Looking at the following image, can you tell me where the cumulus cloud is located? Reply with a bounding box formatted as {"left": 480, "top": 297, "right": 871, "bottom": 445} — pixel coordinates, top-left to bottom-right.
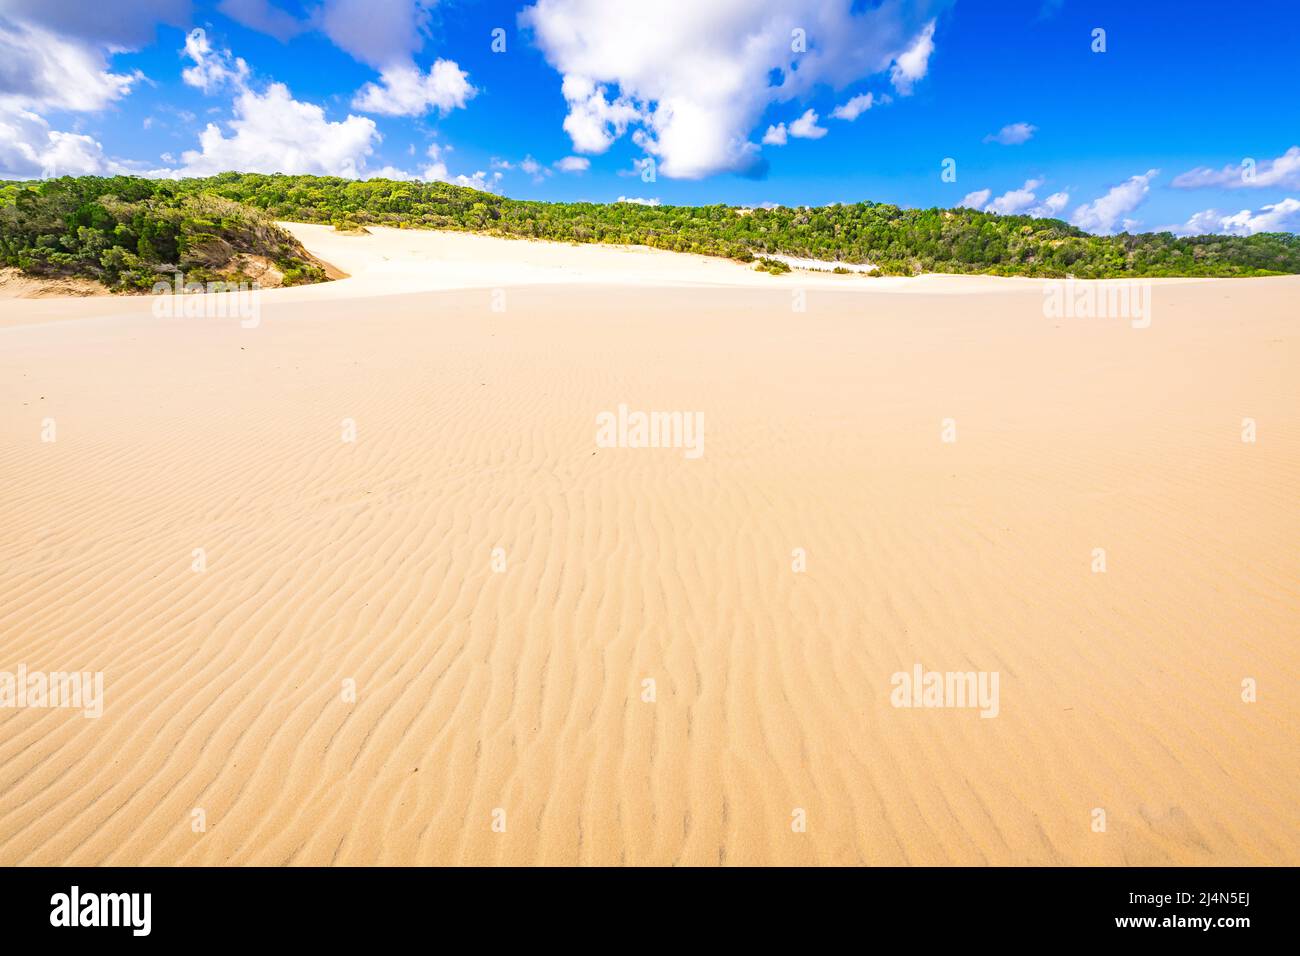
{"left": 961, "top": 180, "right": 1069, "bottom": 218}
{"left": 491, "top": 154, "right": 555, "bottom": 183}
{"left": 0, "top": 107, "right": 125, "bottom": 178}
{"left": 352, "top": 59, "right": 476, "bottom": 116}
{"left": 448, "top": 170, "right": 503, "bottom": 192}
{"left": 762, "top": 108, "right": 828, "bottom": 146}
{"left": 1164, "top": 198, "right": 1300, "bottom": 236}
{"left": 557, "top": 74, "right": 642, "bottom": 154}
{"left": 1219, "top": 198, "right": 1300, "bottom": 234}
{"left": 1070, "top": 169, "right": 1158, "bottom": 234}
{"left": 554, "top": 155, "right": 590, "bottom": 172}
{"left": 492, "top": 154, "right": 550, "bottom": 182}
{"left": 1035, "top": 191, "right": 1070, "bottom": 216}
{"left": 519, "top": 0, "right": 949, "bottom": 179}
{"left": 181, "top": 28, "right": 249, "bottom": 94}
{"left": 390, "top": 142, "right": 503, "bottom": 192}
{"left": 788, "top": 108, "right": 827, "bottom": 140}
{"left": 830, "top": 92, "right": 882, "bottom": 121}
{"left": 889, "top": 19, "right": 936, "bottom": 95}
{"left": 0, "top": 0, "right": 186, "bottom": 188}
{"left": 0, "top": 11, "right": 149, "bottom": 178}
{"left": 366, "top": 165, "right": 417, "bottom": 181}
{"left": 617, "top": 196, "right": 660, "bottom": 206}
{"left": 298, "top": 2, "right": 478, "bottom": 119}
{"left": 1171, "top": 146, "right": 1300, "bottom": 191}
{"left": 416, "top": 141, "right": 450, "bottom": 181}
{"left": 985, "top": 179, "right": 1039, "bottom": 214}
{"left": 177, "top": 82, "right": 378, "bottom": 177}
{"left": 0, "top": 18, "right": 142, "bottom": 112}
{"left": 983, "top": 121, "right": 1035, "bottom": 145}
{"left": 169, "top": 31, "right": 394, "bottom": 180}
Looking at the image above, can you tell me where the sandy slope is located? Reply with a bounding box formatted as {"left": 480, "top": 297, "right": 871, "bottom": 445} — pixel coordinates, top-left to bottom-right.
{"left": 0, "top": 227, "right": 1296, "bottom": 865}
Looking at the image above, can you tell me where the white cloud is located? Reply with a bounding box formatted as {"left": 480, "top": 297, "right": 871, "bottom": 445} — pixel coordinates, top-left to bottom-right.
{"left": 0, "top": 12, "right": 149, "bottom": 179}
{"left": 181, "top": 28, "right": 249, "bottom": 94}
{"left": 1165, "top": 199, "right": 1300, "bottom": 236}
{"left": 518, "top": 155, "right": 550, "bottom": 182}
{"left": 1167, "top": 209, "right": 1225, "bottom": 237}
{"left": 1171, "top": 146, "right": 1300, "bottom": 191}
{"left": 959, "top": 180, "right": 1070, "bottom": 218}
{"left": 555, "top": 155, "right": 590, "bottom": 172}
{"left": 983, "top": 122, "right": 1036, "bottom": 145}
{"left": 1036, "top": 191, "right": 1069, "bottom": 217}
{"left": 417, "top": 141, "right": 450, "bottom": 181}
{"left": 617, "top": 196, "right": 660, "bottom": 206}
{"left": 352, "top": 59, "right": 476, "bottom": 116}
{"left": 556, "top": 74, "right": 642, "bottom": 154}
{"left": 788, "top": 108, "right": 827, "bottom": 140}
{"left": 1071, "top": 169, "right": 1158, "bottom": 234}
{"left": 448, "top": 170, "right": 503, "bottom": 193}
{"left": 1219, "top": 198, "right": 1300, "bottom": 234}
{"left": 0, "top": 19, "right": 142, "bottom": 112}
{"left": 889, "top": 19, "right": 935, "bottom": 95}
{"left": 178, "top": 82, "right": 379, "bottom": 177}
{"left": 519, "top": 0, "right": 949, "bottom": 179}
{"left": 403, "top": 142, "right": 503, "bottom": 192}
{"left": 313, "top": 2, "right": 476, "bottom": 121}
{"left": 985, "top": 178, "right": 1043, "bottom": 215}
{"left": 762, "top": 109, "right": 829, "bottom": 149}
{"left": 492, "top": 154, "right": 550, "bottom": 181}
{"left": 830, "top": 92, "right": 881, "bottom": 121}
{"left": 0, "top": 107, "right": 124, "bottom": 178}
{"left": 366, "top": 164, "right": 417, "bottom": 181}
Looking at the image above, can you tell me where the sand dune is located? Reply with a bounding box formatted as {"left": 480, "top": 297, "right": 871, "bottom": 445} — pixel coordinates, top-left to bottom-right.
{"left": 0, "top": 226, "right": 1296, "bottom": 865}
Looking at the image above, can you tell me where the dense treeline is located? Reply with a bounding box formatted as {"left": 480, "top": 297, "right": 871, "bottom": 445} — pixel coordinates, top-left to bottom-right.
{"left": 3, "top": 173, "right": 1299, "bottom": 287}
{"left": 186, "top": 172, "right": 1300, "bottom": 277}
{"left": 0, "top": 176, "right": 328, "bottom": 290}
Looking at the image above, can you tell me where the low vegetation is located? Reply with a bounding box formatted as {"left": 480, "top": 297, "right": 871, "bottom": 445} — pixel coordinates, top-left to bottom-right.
{"left": 0, "top": 176, "right": 328, "bottom": 291}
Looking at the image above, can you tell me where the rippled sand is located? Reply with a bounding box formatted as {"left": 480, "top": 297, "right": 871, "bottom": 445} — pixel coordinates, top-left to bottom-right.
{"left": 1, "top": 227, "right": 1296, "bottom": 864}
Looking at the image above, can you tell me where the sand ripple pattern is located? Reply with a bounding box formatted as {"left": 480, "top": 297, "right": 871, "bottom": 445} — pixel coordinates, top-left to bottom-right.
{"left": 1, "top": 269, "right": 1297, "bottom": 864}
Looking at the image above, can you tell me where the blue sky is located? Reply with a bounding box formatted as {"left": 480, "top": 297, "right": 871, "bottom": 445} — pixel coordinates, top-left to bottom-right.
{"left": 2, "top": 0, "right": 1298, "bottom": 235}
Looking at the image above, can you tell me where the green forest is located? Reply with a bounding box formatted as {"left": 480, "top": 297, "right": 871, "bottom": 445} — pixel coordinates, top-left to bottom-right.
{"left": 4, "top": 172, "right": 1299, "bottom": 291}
